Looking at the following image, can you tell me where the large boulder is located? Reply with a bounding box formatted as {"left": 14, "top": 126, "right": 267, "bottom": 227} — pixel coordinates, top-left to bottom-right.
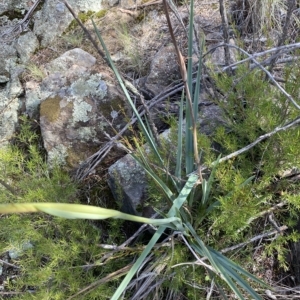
{"left": 0, "top": 0, "right": 104, "bottom": 48}
{"left": 29, "top": 48, "right": 131, "bottom": 168}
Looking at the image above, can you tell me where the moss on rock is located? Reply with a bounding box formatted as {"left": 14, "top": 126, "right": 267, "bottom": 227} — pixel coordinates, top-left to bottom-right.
{"left": 40, "top": 96, "right": 62, "bottom": 123}
{"left": 67, "top": 9, "right": 108, "bottom": 31}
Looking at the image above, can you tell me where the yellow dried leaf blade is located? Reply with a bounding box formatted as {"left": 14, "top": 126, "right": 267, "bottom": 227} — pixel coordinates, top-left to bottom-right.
{"left": 0, "top": 203, "right": 181, "bottom": 226}
{"left": 0, "top": 203, "right": 121, "bottom": 219}
{"left": 0, "top": 203, "right": 39, "bottom": 213}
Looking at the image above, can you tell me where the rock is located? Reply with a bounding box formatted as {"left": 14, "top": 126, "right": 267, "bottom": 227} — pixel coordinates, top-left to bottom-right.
{"left": 0, "top": 0, "right": 32, "bottom": 15}
{"left": 0, "top": 44, "right": 17, "bottom": 83}
{"left": 107, "top": 0, "right": 119, "bottom": 7}
{"left": 44, "top": 47, "right": 96, "bottom": 74}
{"left": 15, "top": 31, "right": 39, "bottom": 63}
{"left": 24, "top": 80, "right": 43, "bottom": 118}
{"left": 0, "top": 66, "right": 10, "bottom": 84}
{"left": 33, "top": 0, "right": 104, "bottom": 47}
{"left": 120, "top": 0, "right": 144, "bottom": 8}
{"left": 198, "top": 102, "right": 226, "bottom": 135}
{"left": 145, "top": 44, "right": 181, "bottom": 96}
{"left": 8, "top": 241, "right": 33, "bottom": 260}
{"left": 33, "top": 48, "right": 130, "bottom": 168}
{"left": 207, "top": 38, "right": 238, "bottom": 68}
{"left": 25, "top": 48, "right": 96, "bottom": 117}
{"left": 0, "top": 0, "right": 106, "bottom": 144}
{"left": 108, "top": 154, "right": 147, "bottom": 216}
{"left": 0, "top": 45, "right": 24, "bottom": 144}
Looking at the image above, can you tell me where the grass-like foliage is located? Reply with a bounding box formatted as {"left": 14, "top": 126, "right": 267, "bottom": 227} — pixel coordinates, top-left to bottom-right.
{"left": 91, "top": 1, "right": 271, "bottom": 296}
{"left": 0, "top": 119, "right": 101, "bottom": 299}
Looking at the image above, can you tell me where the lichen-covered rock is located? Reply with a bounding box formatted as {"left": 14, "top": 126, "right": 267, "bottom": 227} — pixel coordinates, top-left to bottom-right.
{"left": 15, "top": 31, "right": 39, "bottom": 63}
{"left": 33, "top": 0, "right": 104, "bottom": 47}
{"left": 34, "top": 48, "right": 130, "bottom": 168}
{"left": 0, "top": 44, "right": 17, "bottom": 83}
{"left": 0, "top": 45, "right": 24, "bottom": 144}
{"left": 0, "top": 0, "right": 32, "bottom": 15}
{"left": 25, "top": 48, "right": 96, "bottom": 117}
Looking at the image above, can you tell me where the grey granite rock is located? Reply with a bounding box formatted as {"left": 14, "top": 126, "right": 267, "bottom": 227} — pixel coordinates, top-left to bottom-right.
{"left": 33, "top": 0, "right": 104, "bottom": 47}
{"left": 28, "top": 48, "right": 131, "bottom": 168}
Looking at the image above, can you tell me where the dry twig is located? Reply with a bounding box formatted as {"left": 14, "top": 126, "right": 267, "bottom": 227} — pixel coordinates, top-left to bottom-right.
{"left": 218, "top": 0, "right": 232, "bottom": 73}
{"left": 0, "top": 0, "right": 43, "bottom": 41}
{"left": 209, "top": 42, "right": 300, "bottom": 110}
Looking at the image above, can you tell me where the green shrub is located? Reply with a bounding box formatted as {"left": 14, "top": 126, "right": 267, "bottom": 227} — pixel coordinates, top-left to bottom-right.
{"left": 0, "top": 119, "right": 124, "bottom": 299}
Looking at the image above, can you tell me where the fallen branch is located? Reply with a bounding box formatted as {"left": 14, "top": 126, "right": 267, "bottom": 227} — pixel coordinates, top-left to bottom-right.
{"left": 172, "top": 225, "right": 288, "bottom": 267}
{"left": 223, "top": 226, "right": 288, "bottom": 254}
{"left": 220, "top": 42, "right": 300, "bottom": 72}
{"left": 236, "top": 202, "right": 287, "bottom": 234}
{"left": 188, "top": 115, "right": 300, "bottom": 176}
{"left": 211, "top": 42, "right": 300, "bottom": 110}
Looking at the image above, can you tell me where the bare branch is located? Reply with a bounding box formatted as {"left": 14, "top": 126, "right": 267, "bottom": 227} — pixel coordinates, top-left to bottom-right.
{"left": 236, "top": 202, "right": 287, "bottom": 234}
{"left": 216, "top": 116, "right": 300, "bottom": 165}
{"left": 220, "top": 43, "right": 300, "bottom": 110}
{"left": 221, "top": 42, "right": 300, "bottom": 72}
{"left": 221, "top": 225, "right": 288, "bottom": 254}
{"left": 173, "top": 225, "right": 288, "bottom": 266}
{"left": 188, "top": 115, "right": 300, "bottom": 177}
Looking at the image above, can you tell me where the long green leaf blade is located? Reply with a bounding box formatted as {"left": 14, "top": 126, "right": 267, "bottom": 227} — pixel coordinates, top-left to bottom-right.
{"left": 113, "top": 174, "right": 198, "bottom": 298}
{"left": 131, "top": 153, "right": 174, "bottom": 201}
{"left": 112, "top": 226, "right": 165, "bottom": 300}
{"left": 215, "top": 258, "right": 262, "bottom": 300}
{"left": 185, "top": 0, "right": 195, "bottom": 174}
{"left": 175, "top": 91, "right": 184, "bottom": 183}
{"left": 187, "top": 222, "right": 263, "bottom": 299}
{"left": 193, "top": 39, "right": 203, "bottom": 121}
{"left": 210, "top": 248, "right": 267, "bottom": 287}
{"left": 91, "top": 18, "right": 164, "bottom": 168}
{"left": 190, "top": 240, "right": 246, "bottom": 299}
{"left": 216, "top": 263, "right": 246, "bottom": 300}
{"left": 169, "top": 174, "right": 198, "bottom": 216}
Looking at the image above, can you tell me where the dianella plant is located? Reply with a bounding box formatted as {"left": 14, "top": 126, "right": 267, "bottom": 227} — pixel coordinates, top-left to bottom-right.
{"left": 0, "top": 0, "right": 268, "bottom": 299}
